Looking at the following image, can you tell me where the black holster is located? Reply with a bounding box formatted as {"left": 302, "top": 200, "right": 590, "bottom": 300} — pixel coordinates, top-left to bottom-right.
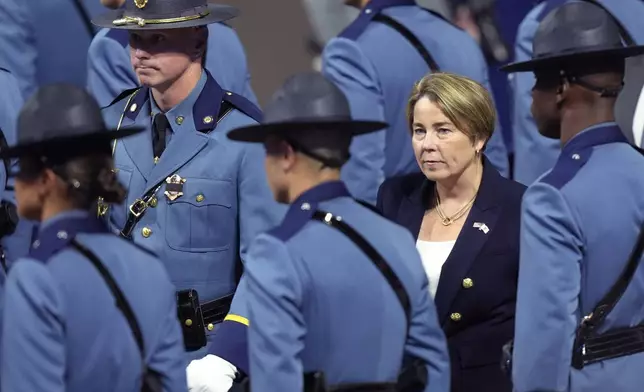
{"left": 176, "top": 289, "right": 235, "bottom": 351}
{"left": 176, "top": 289, "right": 207, "bottom": 351}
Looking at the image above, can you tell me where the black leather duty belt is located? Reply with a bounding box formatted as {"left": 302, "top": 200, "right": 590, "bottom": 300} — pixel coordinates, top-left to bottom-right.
{"left": 177, "top": 290, "right": 234, "bottom": 351}
{"left": 301, "top": 372, "right": 397, "bottom": 392}
{"left": 327, "top": 383, "right": 397, "bottom": 392}
{"left": 202, "top": 293, "right": 234, "bottom": 326}
{"left": 573, "top": 324, "right": 644, "bottom": 369}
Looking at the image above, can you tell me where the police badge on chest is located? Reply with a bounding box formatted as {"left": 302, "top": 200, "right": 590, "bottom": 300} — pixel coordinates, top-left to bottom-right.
{"left": 165, "top": 174, "right": 186, "bottom": 201}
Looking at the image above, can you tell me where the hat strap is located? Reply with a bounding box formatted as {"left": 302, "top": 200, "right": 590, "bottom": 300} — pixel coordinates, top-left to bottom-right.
{"left": 285, "top": 137, "right": 347, "bottom": 169}
{"left": 567, "top": 75, "right": 624, "bottom": 98}
{"left": 113, "top": 11, "right": 209, "bottom": 27}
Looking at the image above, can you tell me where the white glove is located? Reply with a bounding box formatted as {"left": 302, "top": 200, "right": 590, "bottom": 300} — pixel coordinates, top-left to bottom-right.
{"left": 187, "top": 354, "right": 238, "bottom": 392}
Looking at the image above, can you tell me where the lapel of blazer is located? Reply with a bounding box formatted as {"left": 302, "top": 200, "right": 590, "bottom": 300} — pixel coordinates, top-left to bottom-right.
{"left": 399, "top": 179, "right": 428, "bottom": 239}
{"left": 433, "top": 160, "right": 504, "bottom": 325}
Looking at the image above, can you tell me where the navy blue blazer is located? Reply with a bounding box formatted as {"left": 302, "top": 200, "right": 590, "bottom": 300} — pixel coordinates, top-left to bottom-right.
{"left": 376, "top": 158, "right": 526, "bottom": 392}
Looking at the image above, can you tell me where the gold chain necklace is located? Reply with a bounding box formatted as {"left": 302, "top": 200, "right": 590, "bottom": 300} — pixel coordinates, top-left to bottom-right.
{"left": 434, "top": 191, "right": 476, "bottom": 226}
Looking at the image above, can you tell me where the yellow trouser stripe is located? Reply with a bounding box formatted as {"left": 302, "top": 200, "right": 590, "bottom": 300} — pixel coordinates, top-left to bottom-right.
{"left": 225, "top": 314, "right": 249, "bottom": 326}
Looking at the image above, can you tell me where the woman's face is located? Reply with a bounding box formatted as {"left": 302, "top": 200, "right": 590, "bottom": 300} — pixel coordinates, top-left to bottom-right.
{"left": 411, "top": 97, "right": 484, "bottom": 182}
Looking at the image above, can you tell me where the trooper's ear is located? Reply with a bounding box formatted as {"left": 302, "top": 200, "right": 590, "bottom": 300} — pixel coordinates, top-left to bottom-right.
{"left": 190, "top": 27, "right": 208, "bottom": 61}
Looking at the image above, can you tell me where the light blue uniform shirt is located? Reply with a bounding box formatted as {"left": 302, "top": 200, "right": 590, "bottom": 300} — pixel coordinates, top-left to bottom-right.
{"left": 0, "top": 0, "right": 103, "bottom": 100}
{"left": 246, "top": 181, "right": 450, "bottom": 392}
{"left": 102, "top": 69, "right": 284, "bottom": 361}
{"left": 513, "top": 123, "right": 644, "bottom": 392}
{"left": 1, "top": 210, "right": 186, "bottom": 392}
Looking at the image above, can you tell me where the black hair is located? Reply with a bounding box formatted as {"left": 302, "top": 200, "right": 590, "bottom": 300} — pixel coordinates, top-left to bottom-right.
{"left": 18, "top": 143, "right": 125, "bottom": 209}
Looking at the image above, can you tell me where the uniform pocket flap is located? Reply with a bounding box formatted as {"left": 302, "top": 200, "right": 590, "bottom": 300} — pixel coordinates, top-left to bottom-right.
{"left": 165, "top": 178, "right": 233, "bottom": 208}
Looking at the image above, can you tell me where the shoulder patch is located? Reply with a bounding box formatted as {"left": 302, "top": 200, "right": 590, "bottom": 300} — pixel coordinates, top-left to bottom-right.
{"left": 540, "top": 147, "right": 593, "bottom": 189}
{"left": 223, "top": 91, "right": 263, "bottom": 123}
{"left": 105, "top": 28, "right": 129, "bottom": 48}
{"left": 102, "top": 87, "right": 141, "bottom": 109}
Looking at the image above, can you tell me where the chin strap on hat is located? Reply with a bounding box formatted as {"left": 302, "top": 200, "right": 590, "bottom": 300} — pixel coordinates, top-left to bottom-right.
{"left": 284, "top": 137, "right": 348, "bottom": 169}
{"left": 564, "top": 73, "right": 624, "bottom": 98}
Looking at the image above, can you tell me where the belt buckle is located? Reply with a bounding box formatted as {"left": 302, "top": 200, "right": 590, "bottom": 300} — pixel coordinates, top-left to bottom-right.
{"left": 129, "top": 199, "right": 147, "bottom": 217}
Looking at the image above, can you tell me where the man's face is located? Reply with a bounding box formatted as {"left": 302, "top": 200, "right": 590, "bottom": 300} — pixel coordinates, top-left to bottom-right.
{"left": 531, "top": 72, "right": 562, "bottom": 139}
{"left": 129, "top": 28, "right": 203, "bottom": 90}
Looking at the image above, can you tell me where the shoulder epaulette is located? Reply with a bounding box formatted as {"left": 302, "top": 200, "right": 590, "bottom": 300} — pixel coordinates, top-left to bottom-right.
{"left": 223, "top": 92, "right": 263, "bottom": 123}
{"left": 102, "top": 87, "right": 141, "bottom": 109}
{"left": 105, "top": 28, "right": 129, "bottom": 48}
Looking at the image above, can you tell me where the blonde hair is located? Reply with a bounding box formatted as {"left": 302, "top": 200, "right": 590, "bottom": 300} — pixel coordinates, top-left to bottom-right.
{"left": 407, "top": 72, "right": 496, "bottom": 145}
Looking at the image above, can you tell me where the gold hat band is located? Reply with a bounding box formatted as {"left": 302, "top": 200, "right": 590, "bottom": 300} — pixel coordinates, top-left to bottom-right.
{"left": 112, "top": 11, "right": 210, "bottom": 27}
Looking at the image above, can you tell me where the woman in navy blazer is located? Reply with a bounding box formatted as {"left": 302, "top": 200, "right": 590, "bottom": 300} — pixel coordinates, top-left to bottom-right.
{"left": 377, "top": 73, "right": 526, "bottom": 392}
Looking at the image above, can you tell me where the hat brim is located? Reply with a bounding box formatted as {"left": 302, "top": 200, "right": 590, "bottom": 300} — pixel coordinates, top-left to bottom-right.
{"left": 227, "top": 120, "right": 388, "bottom": 143}
{"left": 92, "top": 4, "right": 238, "bottom": 30}
{"left": 500, "top": 45, "right": 644, "bottom": 73}
{"left": 0, "top": 126, "right": 145, "bottom": 159}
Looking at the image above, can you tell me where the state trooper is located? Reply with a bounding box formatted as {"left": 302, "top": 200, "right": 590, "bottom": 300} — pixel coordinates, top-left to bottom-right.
{"left": 500, "top": 3, "right": 644, "bottom": 391}
{"left": 214, "top": 72, "right": 451, "bottom": 392}
{"left": 92, "top": 0, "right": 283, "bottom": 367}
{"left": 0, "top": 84, "right": 185, "bottom": 391}
{"left": 87, "top": 0, "right": 258, "bottom": 108}
{"left": 322, "top": 0, "right": 509, "bottom": 204}
{"left": 509, "top": 0, "right": 644, "bottom": 185}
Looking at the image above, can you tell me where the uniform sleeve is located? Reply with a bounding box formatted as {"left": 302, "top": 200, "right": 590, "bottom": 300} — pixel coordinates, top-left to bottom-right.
{"left": 322, "top": 37, "right": 386, "bottom": 204}
{"left": 0, "top": 0, "right": 35, "bottom": 100}
{"left": 207, "top": 275, "right": 250, "bottom": 374}
{"left": 0, "top": 70, "right": 24, "bottom": 147}
{"left": 475, "top": 52, "right": 509, "bottom": 178}
{"left": 1, "top": 260, "right": 66, "bottom": 392}
{"left": 246, "top": 234, "right": 306, "bottom": 392}
{"left": 237, "top": 143, "right": 285, "bottom": 261}
{"left": 512, "top": 182, "right": 583, "bottom": 392}
{"left": 87, "top": 30, "right": 138, "bottom": 108}
{"left": 147, "top": 279, "right": 188, "bottom": 392}
{"left": 230, "top": 32, "right": 259, "bottom": 106}
{"left": 405, "top": 261, "right": 451, "bottom": 392}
